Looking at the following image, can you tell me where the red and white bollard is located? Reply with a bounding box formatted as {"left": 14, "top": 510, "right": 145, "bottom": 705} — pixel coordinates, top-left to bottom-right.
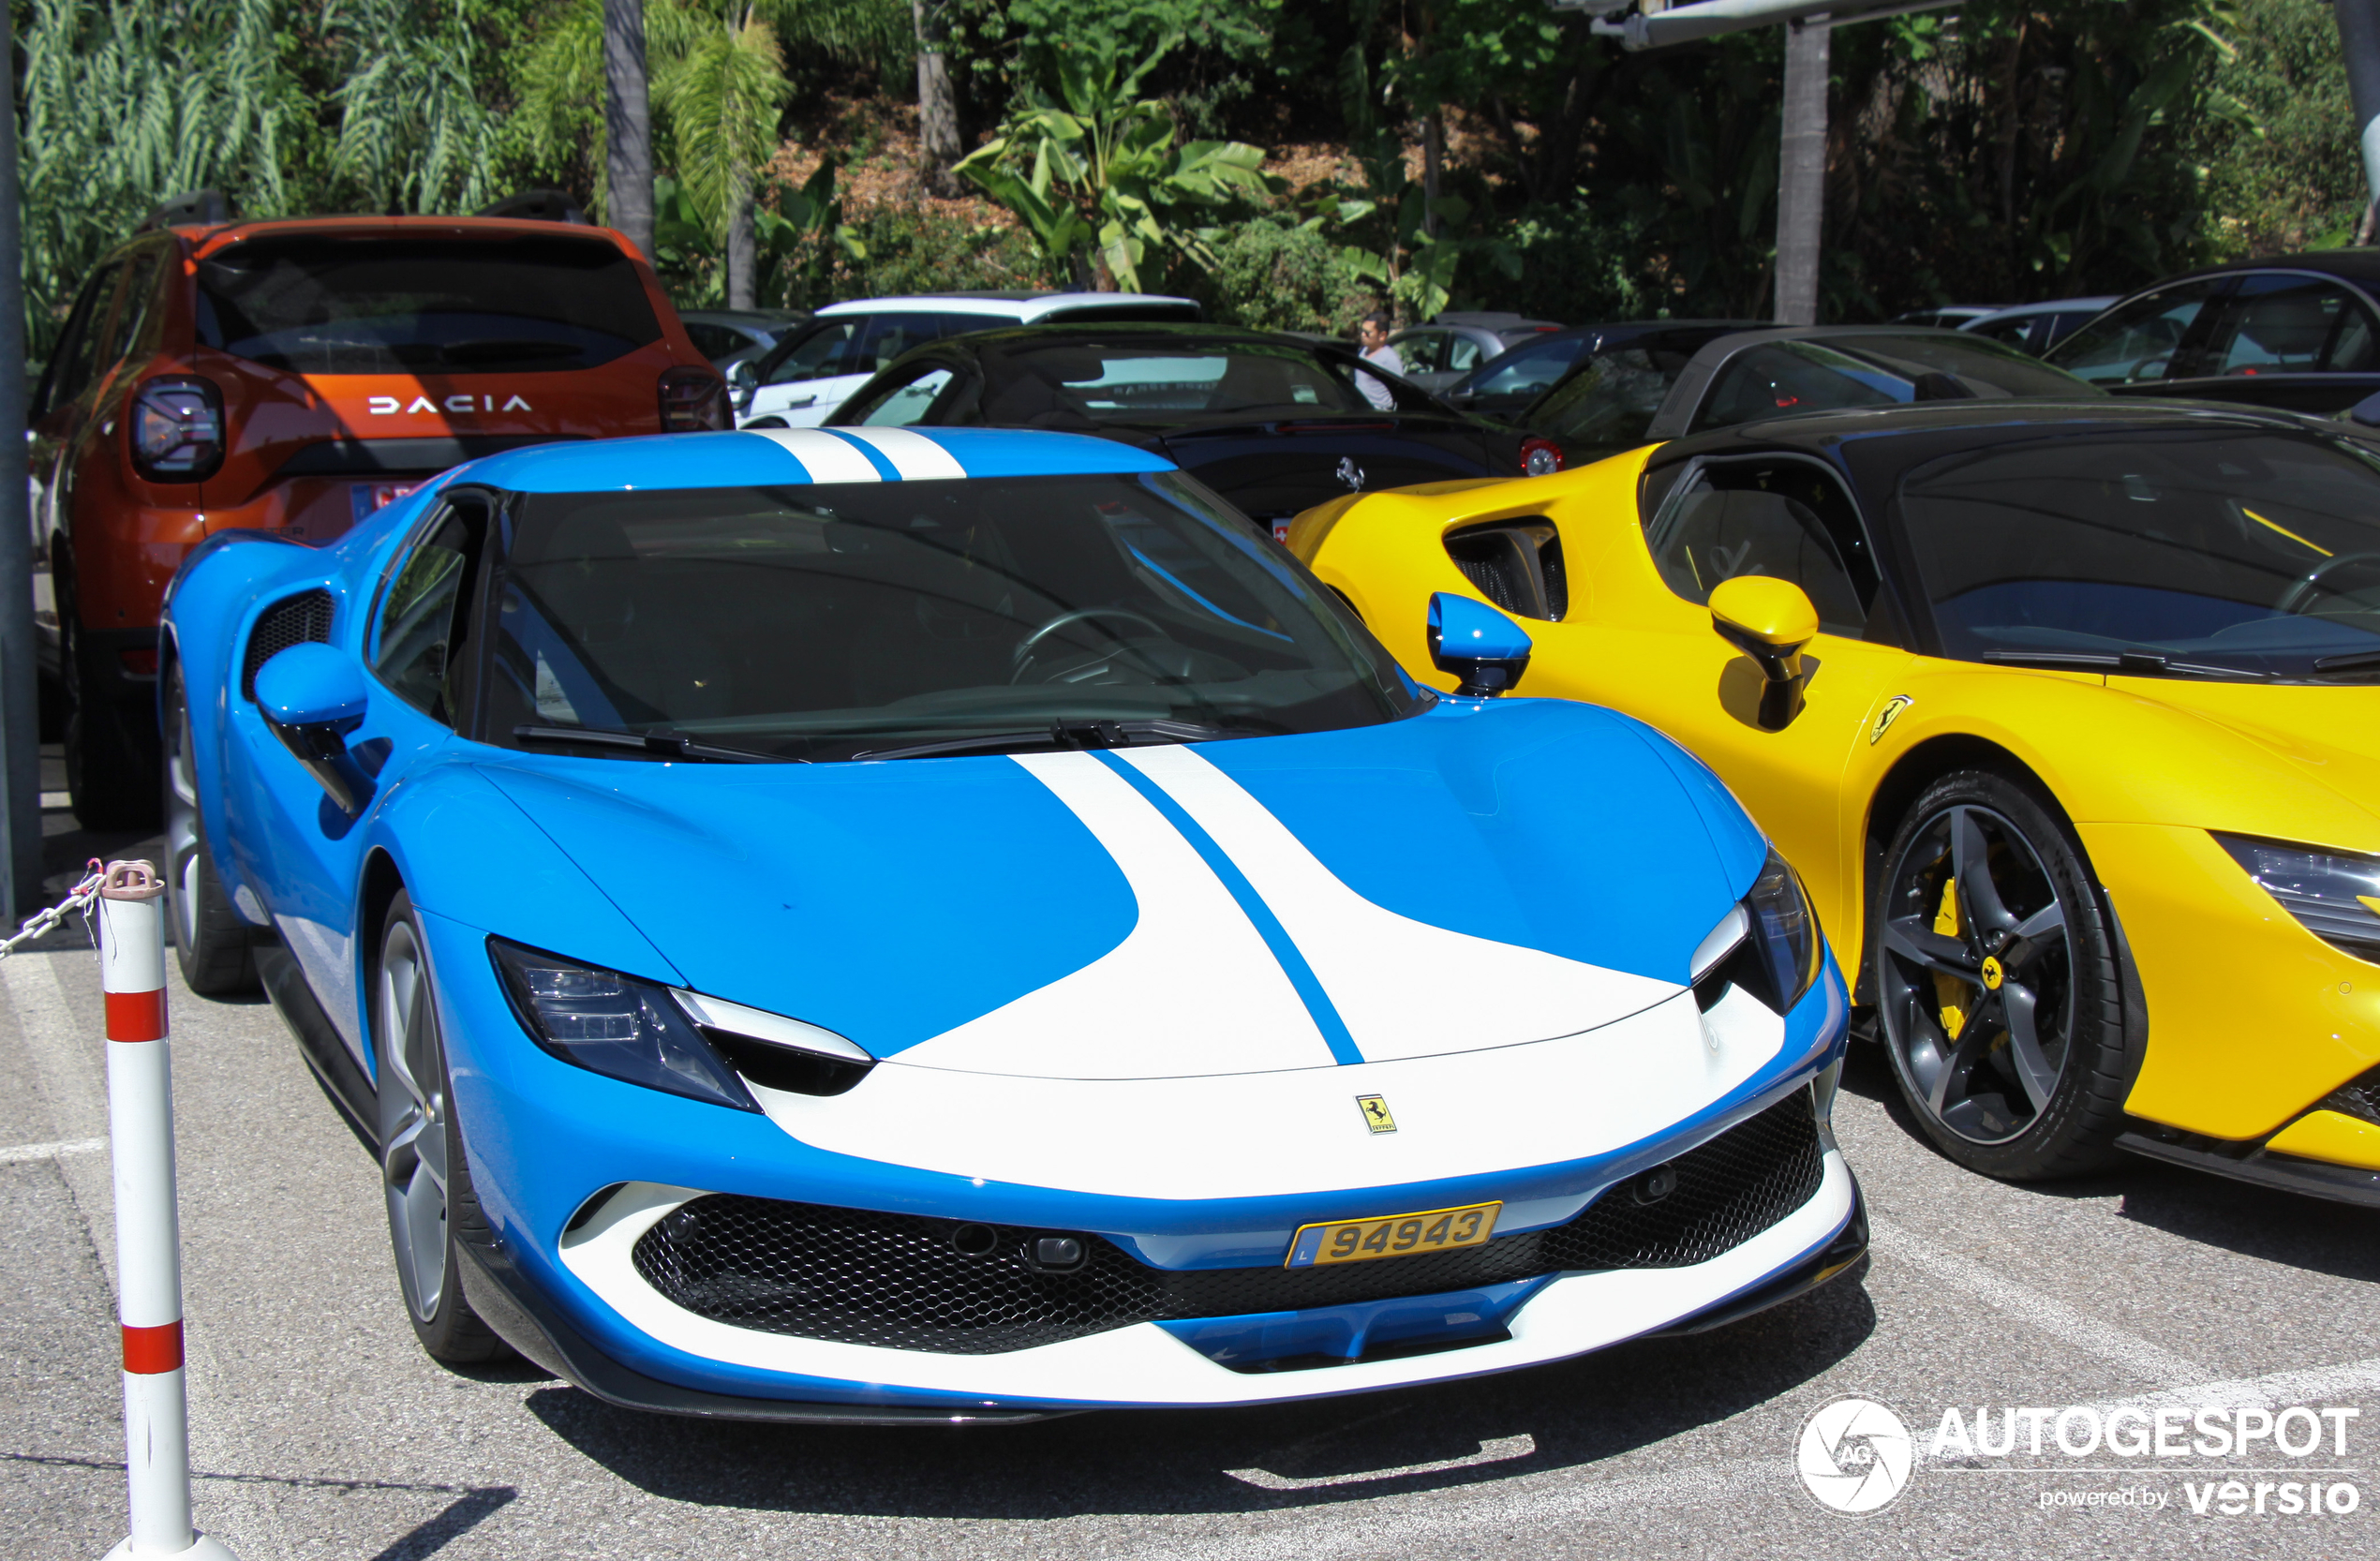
{"left": 97, "top": 861, "right": 239, "bottom": 1561}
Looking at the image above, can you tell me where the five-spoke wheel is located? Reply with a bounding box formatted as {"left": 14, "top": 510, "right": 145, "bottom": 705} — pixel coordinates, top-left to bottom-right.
{"left": 1873, "top": 770, "right": 2133, "bottom": 1179}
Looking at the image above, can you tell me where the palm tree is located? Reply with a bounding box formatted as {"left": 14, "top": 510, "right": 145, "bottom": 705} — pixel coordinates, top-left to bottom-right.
{"left": 604, "top": 0, "right": 657, "bottom": 260}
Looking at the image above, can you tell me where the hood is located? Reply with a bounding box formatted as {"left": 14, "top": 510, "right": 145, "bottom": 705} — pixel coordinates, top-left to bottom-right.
{"left": 2103, "top": 677, "right": 2380, "bottom": 846}
{"left": 474, "top": 699, "right": 1759, "bottom": 1081}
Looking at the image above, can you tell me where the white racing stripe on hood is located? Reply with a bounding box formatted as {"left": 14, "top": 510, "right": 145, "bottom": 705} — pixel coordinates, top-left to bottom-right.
{"left": 1113, "top": 744, "right": 1683, "bottom": 1063}
{"left": 885, "top": 751, "right": 1336, "bottom": 1079}
{"left": 834, "top": 426, "right": 967, "bottom": 480}
{"left": 745, "top": 426, "right": 882, "bottom": 483}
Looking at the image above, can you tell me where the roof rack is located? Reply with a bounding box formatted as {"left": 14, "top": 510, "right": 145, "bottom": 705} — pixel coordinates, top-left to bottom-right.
{"left": 473, "top": 189, "right": 591, "bottom": 225}
{"left": 139, "top": 190, "right": 234, "bottom": 231}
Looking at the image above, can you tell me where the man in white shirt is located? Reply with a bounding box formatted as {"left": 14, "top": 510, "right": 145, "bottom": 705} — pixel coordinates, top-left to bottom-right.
{"left": 1356, "top": 311, "right": 1403, "bottom": 410}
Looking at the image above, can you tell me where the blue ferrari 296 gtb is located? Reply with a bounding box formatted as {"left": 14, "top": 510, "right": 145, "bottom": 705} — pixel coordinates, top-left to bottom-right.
{"left": 160, "top": 424, "right": 1865, "bottom": 1420}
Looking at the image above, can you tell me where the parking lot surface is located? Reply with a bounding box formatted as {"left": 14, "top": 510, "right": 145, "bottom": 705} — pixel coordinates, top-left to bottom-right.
{"left": 5, "top": 836, "right": 2378, "bottom": 1559}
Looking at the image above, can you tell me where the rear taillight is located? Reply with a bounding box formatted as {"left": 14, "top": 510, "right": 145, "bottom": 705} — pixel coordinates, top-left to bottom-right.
{"left": 130, "top": 377, "right": 224, "bottom": 482}
{"left": 1520, "top": 436, "right": 1565, "bottom": 478}
{"left": 119, "top": 648, "right": 158, "bottom": 676}
{"left": 659, "top": 368, "right": 731, "bottom": 432}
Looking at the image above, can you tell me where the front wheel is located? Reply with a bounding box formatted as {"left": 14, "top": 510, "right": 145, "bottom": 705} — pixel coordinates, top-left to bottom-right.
{"left": 376, "top": 893, "right": 513, "bottom": 1364}
{"left": 1871, "top": 770, "right": 2133, "bottom": 1181}
{"left": 162, "top": 657, "right": 259, "bottom": 995}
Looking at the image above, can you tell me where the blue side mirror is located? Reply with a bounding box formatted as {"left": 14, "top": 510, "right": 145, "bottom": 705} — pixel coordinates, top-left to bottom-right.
{"left": 1426, "top": 592, "right": 1532, "bottom": 698}
{"left": 254, "top": 643, "right": 370, "bottom": 812}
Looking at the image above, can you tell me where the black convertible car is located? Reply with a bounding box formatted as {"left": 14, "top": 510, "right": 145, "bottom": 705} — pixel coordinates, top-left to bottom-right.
{"left": 823, "top": 323, "right": 1556, "bottom": 537}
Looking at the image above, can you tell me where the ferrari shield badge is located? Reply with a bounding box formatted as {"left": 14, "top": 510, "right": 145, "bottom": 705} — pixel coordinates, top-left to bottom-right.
{"left": 1356, "top": 1094, "right": 1397, "bottom": 1134}
{"left": 1869, "top": 695, "right": 1912, "bottom": 746}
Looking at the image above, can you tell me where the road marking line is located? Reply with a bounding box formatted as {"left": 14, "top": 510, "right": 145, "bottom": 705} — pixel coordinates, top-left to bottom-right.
{"left": 1867, "top": 1215, "right": 2207, "bottom": 1383}
{"left": 2103, "top": 1356, "right": 2380, "bottom": 1414}
{"left": 1, "top": 950, "right": 119, "bottom": 1288}
{"left": 0, "top": 1135, "right": 105, "bottom": 1164}
{"left": 1226, "top": 1435, "right": 1537, "bottom": 1491}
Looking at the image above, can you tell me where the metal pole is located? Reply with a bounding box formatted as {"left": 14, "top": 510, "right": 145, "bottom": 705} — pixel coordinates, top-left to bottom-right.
{"left": 2336, "top": 0, "right": 2380, "bottom": 230}
{"left": 97, "top": 861, "right": 239, "bottom": 1561}
{"left": 602, "top": 0, "right": 656, "bottom": 262}
{"left": 1774, "top": 15, "right": 1830, "bottom": 324}
{"left": 0, "top": 0, "right": 41, "bottom": 922}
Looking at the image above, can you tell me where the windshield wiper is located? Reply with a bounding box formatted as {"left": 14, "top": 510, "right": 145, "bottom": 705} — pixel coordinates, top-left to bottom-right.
{"left": 852, "top": 719, "right": 1231, "bottom": 763}
{"left": 1978, "top": 649, "right": 2270, "bottom": 681}
{"left": 511, "top": 723, "right": 794, "bottom": 763}
{"left": 2311, "top": 649, "right": 2380, "bottom": 676}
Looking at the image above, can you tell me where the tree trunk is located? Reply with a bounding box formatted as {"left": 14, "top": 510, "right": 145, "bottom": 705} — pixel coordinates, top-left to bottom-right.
{"left": 727, "top": 186, "right": 756, "bottom": 308}
{"left": 602, "top": 0, "right": 655, "bottom": 261}
{"left": 914, "top": 0, "right": 962, "bottom": 197}
{"left": 1774, "top": 17, "right": 1829, "bottom": 326}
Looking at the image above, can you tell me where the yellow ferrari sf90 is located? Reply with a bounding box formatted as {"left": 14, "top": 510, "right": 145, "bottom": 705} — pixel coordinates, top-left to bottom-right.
{"left": 1290, "top": 399, "right": 2380, "bottom": 1202}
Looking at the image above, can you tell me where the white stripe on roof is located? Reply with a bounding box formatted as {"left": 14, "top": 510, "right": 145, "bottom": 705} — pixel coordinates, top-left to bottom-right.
{"left": 835, "top": 426, "right": 967, "bottom": 482}
{"left": 746, "top": 427, "right": 882, "bottom": 483}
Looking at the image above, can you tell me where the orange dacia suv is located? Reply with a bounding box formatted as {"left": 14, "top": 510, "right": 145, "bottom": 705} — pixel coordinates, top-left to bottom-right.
{"left": 29, "top": 191, "right": 729, "bottom": 827}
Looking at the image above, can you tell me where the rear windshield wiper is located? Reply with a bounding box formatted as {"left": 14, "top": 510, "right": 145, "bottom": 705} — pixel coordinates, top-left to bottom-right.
{"left": 852, "top": 719, "right": 1231, "bottom": 763}
{"left": 511, "top": 723, "right": 795, "bottom": 763}
{"left": 1977, "top": 649, "right": 2270, "bottom": 681}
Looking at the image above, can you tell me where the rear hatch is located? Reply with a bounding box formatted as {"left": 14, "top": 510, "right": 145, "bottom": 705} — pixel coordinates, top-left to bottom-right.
{"left": 194, "top": 226, "right": 680, "bottom": 542}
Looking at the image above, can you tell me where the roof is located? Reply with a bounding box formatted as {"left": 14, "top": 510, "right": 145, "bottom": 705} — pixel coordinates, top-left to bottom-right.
{"left": 815, "top": 291, "right": 1200, "bottom": 322}
{"left": 183, "top": 215, "right": 639, "bottom": 260}
{"left": 2147, "top": 249, "right": 2380, "bottom": 292}
{"left": 1961, "top": 297, "right": 2116, "bottom": 328}
{"left": 1646, "top": 396, "right": 2329, "bottom": 469}
{"left": 454, "top": 427, "right": 1177, "bottom": 494}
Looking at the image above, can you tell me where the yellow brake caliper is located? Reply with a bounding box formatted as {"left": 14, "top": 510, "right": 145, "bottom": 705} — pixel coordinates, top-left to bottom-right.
{"left": 1932, "top": 874, "right": 1968, "bottom": 1039}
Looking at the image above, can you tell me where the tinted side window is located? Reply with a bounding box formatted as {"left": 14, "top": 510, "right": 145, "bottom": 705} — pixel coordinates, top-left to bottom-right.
{"left": 1533, "top": 348, "right": 1688, "bottom": 460}
{"left": 2049, "top": 280, "right": 2225, "bottom": 384}
{"left": 855, "top": 366, "right": 956, "bottom": 425}
{"left": 372, "top": 501, "right": 487, "bottom": 722}
{"left": 683, "top": 322, "right": 735, "bottom": 359}
{"left": 47, "top": 263, "right": 126, "bottom": 413}
{"left": 1391, "top": 332, "right": 1445, "bottom": 373}
{"left": 1694, "top": 343, "right": 1903, "bottom": 432}
{"left": 1644, "top": 459, "right": 1877, "bottom": 636}
{"left": 1445, "top": 334, "right": 1487, "bottom": 373}
{"left": 2201, "top": 275, "right": 2378, "bottom": 376}
{"left": 1471, "top": 336, "right": 1585, "bottom": 399}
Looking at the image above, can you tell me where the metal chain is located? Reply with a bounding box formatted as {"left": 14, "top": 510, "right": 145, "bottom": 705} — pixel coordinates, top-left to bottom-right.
{"left": 0, "top": 859, "right": 108, "bottom": 959}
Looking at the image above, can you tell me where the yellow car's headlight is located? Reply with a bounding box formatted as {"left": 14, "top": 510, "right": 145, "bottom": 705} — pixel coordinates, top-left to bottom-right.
{"left": 2215, "top": 835, "right": 2380, "bottom": 964}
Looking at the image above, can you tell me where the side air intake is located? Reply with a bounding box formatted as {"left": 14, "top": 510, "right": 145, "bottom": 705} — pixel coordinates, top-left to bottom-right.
{"left": 1444, "top": 521, "right": 1567, "bottom": 621}
{"left": 241, "top": 590, "right": 335, "bottom": 702}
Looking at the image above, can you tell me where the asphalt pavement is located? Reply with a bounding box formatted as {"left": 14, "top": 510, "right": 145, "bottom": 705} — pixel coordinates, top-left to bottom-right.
{"left": 5, "top": 789, "right": 2378, "bottom": 1559}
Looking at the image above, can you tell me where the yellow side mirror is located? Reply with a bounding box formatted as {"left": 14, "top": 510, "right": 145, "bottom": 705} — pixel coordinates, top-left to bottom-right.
{"left": 1709, "top": 576, "right": 1819, "bottom": 731}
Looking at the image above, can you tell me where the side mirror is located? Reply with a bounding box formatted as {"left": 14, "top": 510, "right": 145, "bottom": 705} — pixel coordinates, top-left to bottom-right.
{"left": 254, "top": 643, "right": 370, "bottom": 812}
{"left": 1426, "top": 591, "right": 1532, "bottom": 697}
{"left": 727, "top": 358, "right": 759, "bottom": 410}
{"left": 1708, "top": 575, "right": 1818, "bottom": 732}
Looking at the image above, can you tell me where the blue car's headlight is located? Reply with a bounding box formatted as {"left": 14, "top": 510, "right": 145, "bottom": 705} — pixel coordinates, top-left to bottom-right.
{"left": 488, "top": 937, "right": 877, "bottom": 1105}
{"left": 2216, "top": 834, "right": 2380, "bottom": 962}
{"left": 1691, "top": 849, "right": 1822, "bottom": 1016}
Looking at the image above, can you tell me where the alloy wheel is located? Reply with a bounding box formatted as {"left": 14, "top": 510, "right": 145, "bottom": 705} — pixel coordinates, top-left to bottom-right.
{"left": 378, "top": 919, "right": 453, "bottom": 1324}
{"left": 1877, "top": 802, "right": 2077, "bottom": 1145}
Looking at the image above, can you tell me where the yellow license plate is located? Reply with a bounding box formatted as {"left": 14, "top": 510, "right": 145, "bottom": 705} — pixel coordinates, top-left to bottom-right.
{"left": 1284, "top": 1201, "right": 1502, "bottom": 1269}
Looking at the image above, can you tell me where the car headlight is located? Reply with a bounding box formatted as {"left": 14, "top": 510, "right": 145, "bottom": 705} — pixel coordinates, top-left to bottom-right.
{"left": 488, "top": 939, "right": 876, "bottom": 1108}
{"left": 1690, "top": 849, "right": 1823, "bottom": 1016}
{"left": 2215, "top": 835, "right": 2380, "bottom": 962}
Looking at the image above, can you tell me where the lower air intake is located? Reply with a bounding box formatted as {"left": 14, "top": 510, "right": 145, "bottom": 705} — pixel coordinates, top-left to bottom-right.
{"left": 631, "top": 1088, "right": 1825, "bottom": 1355}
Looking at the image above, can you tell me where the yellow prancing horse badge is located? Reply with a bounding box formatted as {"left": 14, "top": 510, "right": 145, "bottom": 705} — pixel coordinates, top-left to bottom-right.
{"left": 1356, "top": 1094, "right": 1397, "bottom": 1134}
{"left": 1870, "top": 695, "right": 1913, "bottom": 746}
{"left": 1981, "top": 955, "right": 2005, "bottom": 990}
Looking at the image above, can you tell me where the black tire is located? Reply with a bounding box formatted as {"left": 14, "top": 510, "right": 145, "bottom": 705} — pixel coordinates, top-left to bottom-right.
{"left": 161, "top": 657, "right": 260, "bottom": 996}
{"left": 1870, "top": 768, "right": 2133, "bottom": 1181}
{"left": 62, "top": 610, "right": 162, "bottom": 832}
{"left": 375, "top": 891, "right": 513, "bottom": 1364}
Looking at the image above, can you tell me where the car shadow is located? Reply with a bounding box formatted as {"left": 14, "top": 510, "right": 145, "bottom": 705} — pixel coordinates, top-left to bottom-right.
{"left": 1838, "top": 1033, "right": 2380, "bottom": 1283}
{"left": 518, "top": 1275, "right": 1877, "bottom": 1519}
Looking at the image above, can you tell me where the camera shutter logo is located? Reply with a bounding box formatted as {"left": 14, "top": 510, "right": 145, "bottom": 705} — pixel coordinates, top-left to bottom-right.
{"left": 1798, "top": 1397, "right": 1914, "bottom": 1515}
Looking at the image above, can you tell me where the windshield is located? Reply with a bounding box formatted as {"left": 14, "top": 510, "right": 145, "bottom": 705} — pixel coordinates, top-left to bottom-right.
{"left": 977, "top": 341, "right": 1397, "bottom": 423}
{"left": 1898, "top": 430, "right": 2380, "bottom": 680}
{"left": 196, "top": 234, "right": 660, "bottom": 375}
{"left": 1695, "top": 336, "right": 2096, "bottom": 432}
{"left": 1455, "top": 335, "right": 1588, "bottom": 401}
{"left": 480, "top": 472, "right": 1421, "bottom": 762}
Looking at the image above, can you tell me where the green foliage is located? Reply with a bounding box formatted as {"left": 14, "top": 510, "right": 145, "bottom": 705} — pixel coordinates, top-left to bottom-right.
{"left": 320, "top": 0, "right": 505, "bottom": 215}
{"left": 1193, "top": 218, "right": 1372, "bottom": 334}
{"left": 822, "top": 203, "right": 1059, "bottom": 300}
{"left": 654, "top": 10, "right": 794, "bottom": 244}
{"left": 653, "top": 163, "right": 867, "bottom": 306}
{"left": 953, "top": 33, "right": 1274, "bottom": 291}
{"left": 948, "top": 0, "right": 1316, "bottom": 137}
{"left": 1495, "top": 205, "right": 1657, "bottom": 325}
{"left": 2195, "top": 0, "right": 2363, "bottom": 254}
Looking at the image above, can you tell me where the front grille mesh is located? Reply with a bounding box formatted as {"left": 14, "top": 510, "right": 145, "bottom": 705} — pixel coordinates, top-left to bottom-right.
{"left": 240, "top": 589, "right": 334, "bottom": 701}
{"left": 2319, "top": 1065, "right": 2380, "bottom": 1127}
{"left": 631, "top": 1088, "right": 1825, "bottom": 1355}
